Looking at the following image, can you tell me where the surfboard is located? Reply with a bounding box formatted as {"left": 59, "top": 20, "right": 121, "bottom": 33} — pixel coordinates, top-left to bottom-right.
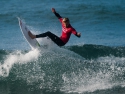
{"left": 18, "top": 17, "right": 40, "bottom": 49}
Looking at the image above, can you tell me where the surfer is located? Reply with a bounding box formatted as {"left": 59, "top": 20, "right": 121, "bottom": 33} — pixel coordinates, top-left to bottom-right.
{"left": 28, "top": 8, "right": 81, "bottom": 46}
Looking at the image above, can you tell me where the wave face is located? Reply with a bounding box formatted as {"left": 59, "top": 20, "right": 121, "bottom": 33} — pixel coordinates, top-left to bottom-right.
{"left": 0, "top": 44, "right": 125, "bottom": 94}
{"left": 67, "top": 44, "right": 125, "bottom": 59}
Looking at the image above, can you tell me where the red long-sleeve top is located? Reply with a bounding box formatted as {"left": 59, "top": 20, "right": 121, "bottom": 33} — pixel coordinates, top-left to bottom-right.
{"left": 54, "top": 12, "right": 77, "bottom": 44}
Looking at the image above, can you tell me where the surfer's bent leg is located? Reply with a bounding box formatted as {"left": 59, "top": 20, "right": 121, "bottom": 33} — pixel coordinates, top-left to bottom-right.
{"left": 36, "top": 31, "right": 65, "bottom": 46}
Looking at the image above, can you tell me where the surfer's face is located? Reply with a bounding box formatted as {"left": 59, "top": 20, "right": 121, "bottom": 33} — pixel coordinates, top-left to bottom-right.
{"left": 63, "top": 20, "right": 69, "bottom": 28}
{"left": 63, "top": 18, "right": 70, "bottom": 28}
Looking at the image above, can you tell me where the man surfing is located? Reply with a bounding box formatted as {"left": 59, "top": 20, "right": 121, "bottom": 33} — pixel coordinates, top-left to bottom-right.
{"left": 28, "top": 8, "right": 81, "bottom": 46}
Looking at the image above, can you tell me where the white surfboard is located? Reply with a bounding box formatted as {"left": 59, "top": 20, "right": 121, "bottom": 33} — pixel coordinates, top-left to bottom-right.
{"left": 18, "top": 17, "right": 40, "bottom": 49}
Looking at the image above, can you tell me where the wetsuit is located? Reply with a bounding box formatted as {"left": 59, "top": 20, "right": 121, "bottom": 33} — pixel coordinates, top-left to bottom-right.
{"left": 36, "top": 12, "right": 78, "bottom": 46}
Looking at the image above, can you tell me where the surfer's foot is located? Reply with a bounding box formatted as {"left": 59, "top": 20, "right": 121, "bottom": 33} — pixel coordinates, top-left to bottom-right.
{"left": 28, "top": 31, "right": 36, "bottom": 39}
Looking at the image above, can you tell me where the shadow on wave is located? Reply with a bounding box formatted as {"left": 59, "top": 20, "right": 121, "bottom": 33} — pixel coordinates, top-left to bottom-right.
{"left": 66, "top": 44, "right": 125, "bottom": 59}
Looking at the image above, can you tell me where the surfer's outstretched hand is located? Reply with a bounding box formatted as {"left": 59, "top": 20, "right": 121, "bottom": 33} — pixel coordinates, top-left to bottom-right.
{"left": 52, "top": 8, "right": 56, "bottom": 13}
{"left": 28, "top": 31, "right": 36, "bottom": 39}
{"left": 76, "top": 32, "right": 81, "bottom": 38}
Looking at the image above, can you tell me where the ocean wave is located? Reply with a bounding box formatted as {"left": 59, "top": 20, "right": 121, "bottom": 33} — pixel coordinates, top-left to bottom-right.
{"left": 1, "top": 44, "right": 125, "bottom": 60}
{"left": 66, "top": 44, "right": 125, "bottom": 59}
{"left": 0, "top": 44, "right": 125, "bottom": 94}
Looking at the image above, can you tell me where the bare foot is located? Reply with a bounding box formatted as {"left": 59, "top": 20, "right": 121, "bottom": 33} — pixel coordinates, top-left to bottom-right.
{"left": 28, "top": 31, "right": 36, "bottom": 39}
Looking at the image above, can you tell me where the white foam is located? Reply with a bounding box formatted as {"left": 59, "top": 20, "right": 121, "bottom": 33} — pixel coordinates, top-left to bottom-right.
{"left": 0, "top": 49, "right": 40, "bottom": 77}
{"left": 61, "top": 56, "right": 125, "bottom": 93}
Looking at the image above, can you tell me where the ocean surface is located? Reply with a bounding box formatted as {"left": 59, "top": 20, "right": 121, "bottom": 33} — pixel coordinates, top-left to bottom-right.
{"left": 0, "top": 0, "right": 125, "bottom": 94}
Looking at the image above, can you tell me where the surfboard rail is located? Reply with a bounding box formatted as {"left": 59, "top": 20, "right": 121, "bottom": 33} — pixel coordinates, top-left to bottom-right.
{"left": 18, "top": 17, "right": 40, "bottom": 49}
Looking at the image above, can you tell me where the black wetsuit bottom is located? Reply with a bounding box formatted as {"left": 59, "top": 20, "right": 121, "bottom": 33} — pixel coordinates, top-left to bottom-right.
{"left": 36, "top": 31, "right": 65, "bottom": 46}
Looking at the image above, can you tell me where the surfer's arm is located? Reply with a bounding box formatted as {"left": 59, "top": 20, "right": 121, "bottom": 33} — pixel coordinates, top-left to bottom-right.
{"left": 52, "top": 8, "right": 62, "bottom": 19}
{"left": 72, "top": 28, "right": 81, "bottom": 38}
{"left": 54, "top": 12, "right": 62, "bottom": 19}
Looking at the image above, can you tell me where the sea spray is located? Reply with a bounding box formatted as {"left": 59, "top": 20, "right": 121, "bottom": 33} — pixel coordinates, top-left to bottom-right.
{"left": 0, "top": 49, "right": 40, "bottom": 77}
{"left": 61, "top": 56, "right": 125, "bottom": 93}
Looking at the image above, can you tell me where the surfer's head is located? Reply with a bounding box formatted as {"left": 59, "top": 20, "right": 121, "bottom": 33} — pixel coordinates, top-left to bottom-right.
{"left": 63, "top": 18, "right": 70, "bottom": 27}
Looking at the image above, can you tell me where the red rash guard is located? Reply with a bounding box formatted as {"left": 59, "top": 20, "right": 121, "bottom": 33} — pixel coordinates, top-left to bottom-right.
{"left": 59, "top": 18, "right": 77, "bottom": 43}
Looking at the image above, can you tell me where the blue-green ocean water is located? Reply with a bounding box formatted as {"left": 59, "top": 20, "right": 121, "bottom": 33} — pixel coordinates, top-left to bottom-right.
{"left": 0, "top": 0, "right": 125, "bottom": 94}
